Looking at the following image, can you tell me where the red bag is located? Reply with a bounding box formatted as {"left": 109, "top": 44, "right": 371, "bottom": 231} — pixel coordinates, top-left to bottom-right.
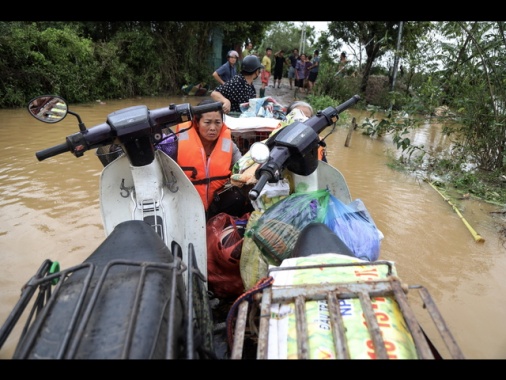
{"left": 207, "top": 212, "right": 249, "bottom": 299}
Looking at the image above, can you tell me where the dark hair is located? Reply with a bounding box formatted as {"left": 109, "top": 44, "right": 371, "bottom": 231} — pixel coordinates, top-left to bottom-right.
{"left": 314, "top": 50, "right": 319, "bottom": 55}
{"left": 195, "top": 99, "right": 224, "bottom": 121}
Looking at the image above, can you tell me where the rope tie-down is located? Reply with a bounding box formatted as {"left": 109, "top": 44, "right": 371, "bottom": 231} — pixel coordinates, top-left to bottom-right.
{"left": 226, "top": 276, "right": 274, "bottom": 349}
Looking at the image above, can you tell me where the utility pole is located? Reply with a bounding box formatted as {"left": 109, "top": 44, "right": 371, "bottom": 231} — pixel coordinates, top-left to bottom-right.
{"left": 388, "top": 21, "right": 404, "bottom": 117}
{"left": 390, "top": 21, "right": 403, "bottom": 92}
{"left": 299, "top": 22, "right": 306, "bottom": 54}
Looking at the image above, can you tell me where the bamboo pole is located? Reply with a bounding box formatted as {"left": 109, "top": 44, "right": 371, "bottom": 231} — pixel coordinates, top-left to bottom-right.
{"left": 425, "top": 180, "right": 485, "bottom": 243}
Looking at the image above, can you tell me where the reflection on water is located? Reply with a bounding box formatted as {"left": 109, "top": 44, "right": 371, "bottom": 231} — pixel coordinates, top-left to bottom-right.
{"left": 0, "top": 97, "right": 505, "bottom": 359}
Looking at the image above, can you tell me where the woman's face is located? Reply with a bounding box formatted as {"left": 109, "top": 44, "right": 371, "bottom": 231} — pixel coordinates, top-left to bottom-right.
{"left": 197, "top": 111, "right": 223, "bottom": 142}
{"left": 228, "top": 56, "right": 237, "bottom": 66}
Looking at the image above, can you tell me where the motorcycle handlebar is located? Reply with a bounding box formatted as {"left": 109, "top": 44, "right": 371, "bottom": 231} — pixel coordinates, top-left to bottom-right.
{"left": 35, "top": 101, "right": 224, "bottom": 162}
{"left": 248, "top": 95, "right": 361, "bottom": 199}
{"left": 335, "top": 95, "right": 361, "bottom": 115}
{"left": 191, "top": 101, "right": 223, "bottom": 116}
{"left": 36, "top": 142, "right": 70, "bottom": 161}
{"left": 304, "top": 94, "right": 361, "bottom": 136}
{"left": 248, "top": 172, "right": 272, "bottom": 201}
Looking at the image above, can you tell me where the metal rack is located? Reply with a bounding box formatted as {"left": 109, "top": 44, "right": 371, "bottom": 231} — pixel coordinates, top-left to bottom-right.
{"left": 230, "top": 261, "right": 465, "bottom": 359}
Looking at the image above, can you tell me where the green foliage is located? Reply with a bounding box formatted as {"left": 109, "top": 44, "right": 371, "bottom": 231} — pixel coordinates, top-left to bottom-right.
{"left": 38, "top": 27, "right": 99, "bottom": 102}
{"left": 0, "top": 23, "right": 100, "bottom": 106}
{"left": 314, "top": 63, "right": 361, "bottom": 102}
{"left": 0, "top": 21, "right": 273, "bottom": 106}
{"left": 432, "top": 164, "right": 506, "bottom": 204}
{"left": 305, "top": 94, "right": 352, "bottom": 126}
{"left": 360, "top": 104, "right": 425, "bottom": 160}
{"left": 417, "top": 21, "right": 506, "bottom": 173}
{"left": 1, "top": 20, "right": 505, "bottom": 205}
{"left": 257, "top": 22, "right": 319, "bottom": 57}
{"left": 108, "top": 29, "right": 164, "bottom": 97}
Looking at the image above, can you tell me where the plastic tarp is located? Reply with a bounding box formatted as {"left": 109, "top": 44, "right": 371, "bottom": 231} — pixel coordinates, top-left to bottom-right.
{"left": 224, "top": 114, "right": 280, "bottom": 134}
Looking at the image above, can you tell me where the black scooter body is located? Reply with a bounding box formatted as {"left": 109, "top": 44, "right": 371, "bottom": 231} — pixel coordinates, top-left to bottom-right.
{"left": 291, "top": 222, "right": 355, "bottom": 258}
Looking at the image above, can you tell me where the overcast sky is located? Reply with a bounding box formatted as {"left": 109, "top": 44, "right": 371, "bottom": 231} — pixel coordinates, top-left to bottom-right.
{"left": 306, "top": 22, "right": 329, "bottom": 36}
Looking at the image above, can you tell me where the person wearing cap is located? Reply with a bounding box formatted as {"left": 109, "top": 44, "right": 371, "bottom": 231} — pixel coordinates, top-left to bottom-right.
{"left": 212, "top": 50, "right": 239, "bottom": 85}
{"left": 211, "top": 55, "right": 263, "bottom": 114}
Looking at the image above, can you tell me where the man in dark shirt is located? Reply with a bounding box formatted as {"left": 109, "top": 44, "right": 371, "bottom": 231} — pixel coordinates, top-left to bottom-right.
{"left": 211, "top": 55, "right": 263, "bottom": 114}
{"left": 287, "top": 48, "right": 299, "bottom": 90}
{"left": 273, "top": 50, "right": 286, "bottom": 89}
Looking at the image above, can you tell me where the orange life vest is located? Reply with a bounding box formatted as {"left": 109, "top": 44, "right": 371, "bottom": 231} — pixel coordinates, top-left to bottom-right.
{"left": 176, "top": 121, "right": 233, "bottom": 210}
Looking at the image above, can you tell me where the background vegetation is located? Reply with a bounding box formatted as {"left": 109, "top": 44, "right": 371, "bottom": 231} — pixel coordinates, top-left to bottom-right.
{"left": 0, "top": 21, "right": 505, "bottom": 204}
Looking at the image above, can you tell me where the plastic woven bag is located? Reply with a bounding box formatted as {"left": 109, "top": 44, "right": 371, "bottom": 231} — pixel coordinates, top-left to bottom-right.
{"left": 323, "top": 195, "right": 381, "bottom": 261}
{"left": 250, "top": 189, "right": 330, "bottom": 266}
{"left": 239, "top": 210, "right": 269, "bottom": 291}
{"left": 207, "top": 212, "right": 249, "bottom": 298}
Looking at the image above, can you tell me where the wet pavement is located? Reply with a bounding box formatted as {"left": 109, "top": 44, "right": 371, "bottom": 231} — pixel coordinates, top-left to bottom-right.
{"left": 252, "top": 77, "right": 308, "bottom": 108}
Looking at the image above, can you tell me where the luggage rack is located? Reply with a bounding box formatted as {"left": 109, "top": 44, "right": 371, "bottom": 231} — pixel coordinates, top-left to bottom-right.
{"left": 0, "top": 255, "right": 200, "bottom": 359}
{"left": 230, "top": 261, "right": 465, "bottom": 359}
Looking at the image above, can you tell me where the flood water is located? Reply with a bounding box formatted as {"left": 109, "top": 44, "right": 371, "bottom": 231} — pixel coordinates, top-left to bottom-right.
{"left": 0, "top": 95, "right": 505, "bottom": 359}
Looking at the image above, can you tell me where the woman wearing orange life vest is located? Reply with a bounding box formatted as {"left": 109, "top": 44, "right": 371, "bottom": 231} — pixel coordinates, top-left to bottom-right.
{"left": 156, "top": 99, "right": 246, "bottom": 219}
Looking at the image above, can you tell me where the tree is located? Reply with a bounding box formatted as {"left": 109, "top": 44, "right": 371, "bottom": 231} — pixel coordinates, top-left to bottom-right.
{"left": 326, "top": 21, "right": 431, "bottom": 96}
{"left": 436, "top": 21, "right": 506, "bottom": 172}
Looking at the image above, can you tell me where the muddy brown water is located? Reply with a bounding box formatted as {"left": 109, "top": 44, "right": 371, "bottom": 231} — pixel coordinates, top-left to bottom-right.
{"left": 0, "top": 92, "right": 505, "bottom": 359}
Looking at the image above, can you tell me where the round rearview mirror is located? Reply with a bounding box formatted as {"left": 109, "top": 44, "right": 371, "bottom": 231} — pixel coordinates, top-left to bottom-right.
{"left": 249, "top": 142, "right": 270, "bottom": 164}
{"left": 28, "top": 95, "right": 68, "bottom": 123}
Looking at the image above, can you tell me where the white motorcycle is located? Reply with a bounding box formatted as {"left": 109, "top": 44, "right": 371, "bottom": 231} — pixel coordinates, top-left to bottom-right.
{"left": 0, "top": 95, "right": 464, "bottom": 360}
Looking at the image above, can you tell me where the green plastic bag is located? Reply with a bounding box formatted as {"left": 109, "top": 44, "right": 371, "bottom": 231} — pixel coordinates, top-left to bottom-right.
{"left": 249, "top": 189, "right": 330, "bottom": 266}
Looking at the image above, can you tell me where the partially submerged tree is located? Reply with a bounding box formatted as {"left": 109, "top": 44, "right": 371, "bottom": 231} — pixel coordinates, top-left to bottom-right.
{"left": 436, "top": 21, "right": 506, "bottom": 172}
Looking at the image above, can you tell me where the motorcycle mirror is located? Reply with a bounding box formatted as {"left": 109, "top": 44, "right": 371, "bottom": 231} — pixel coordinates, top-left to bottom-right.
{"left": 250, "top": 142, "right": 270, "bottom": 164}
{"left": 27, "top": 95, "right": 68, "bottom": 123}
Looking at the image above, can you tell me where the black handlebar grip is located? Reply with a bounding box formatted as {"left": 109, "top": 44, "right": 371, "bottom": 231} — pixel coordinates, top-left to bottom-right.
{"left": 35, "top": 142, "right": 70, "bottom": 161}
{"left": 335, "top": 95, "right": 361, "bottom": 114}
{"left": 191, "top": 101, "right": 223, "bottom": 116}
{"left": 248, "top": 172, "right": 271, "bottom": 201}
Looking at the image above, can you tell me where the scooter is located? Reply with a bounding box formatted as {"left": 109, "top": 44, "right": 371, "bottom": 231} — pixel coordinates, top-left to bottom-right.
{"left": 1, "top": 96, "right": 221, "bottom": 359}
{"left": 0, "top": 95, "right": 464, "bottom": 359}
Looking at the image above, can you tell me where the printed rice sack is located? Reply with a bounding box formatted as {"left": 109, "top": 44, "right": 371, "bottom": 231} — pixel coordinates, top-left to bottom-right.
{"left": 267, "top": 253, "right": 418, "bottom": 359}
